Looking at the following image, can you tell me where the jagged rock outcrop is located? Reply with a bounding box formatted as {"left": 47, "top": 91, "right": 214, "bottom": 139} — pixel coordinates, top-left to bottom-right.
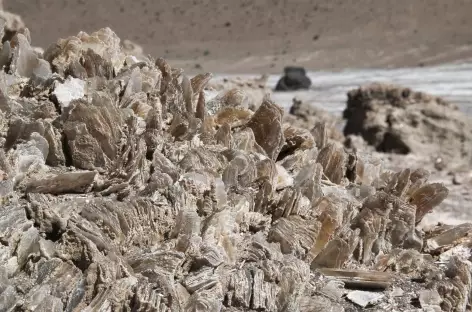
{"left": 343, "top": 83, "right": 472, "bottom": 166}
{"left": 0, "top": 23, "right": 469, "bottom": 312}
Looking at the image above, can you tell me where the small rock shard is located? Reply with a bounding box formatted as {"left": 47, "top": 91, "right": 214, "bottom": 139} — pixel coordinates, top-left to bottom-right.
{"left": 268, "top": 215, "right": 320, "bottom": 256}
{"left": 22, "top": 170, "right": 97, "bottom": 194}
{"left": 409, "top": 183, "right": 449, "bottom": 224}
{"left": 316, "top": 142, "right": 346, "bottom": 184}
{"left": 425, "top": 223, "right": 472, "bottom": 251}
{"left": 52, "top": 77, "right": 85, "bottom": 109}
{"left": 418, "top": 289, "right": 442, "bottom": 311}
{"left": 346, "top": 290, "right": 384, "bottom": 308}
{"left": 247, "top": 95, "right": 285, "bottom": 160}
{"left": 319, "top": 268, "right": 393, "bottom": 290}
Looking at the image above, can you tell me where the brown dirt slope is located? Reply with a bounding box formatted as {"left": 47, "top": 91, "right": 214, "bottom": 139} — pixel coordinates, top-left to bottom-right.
{"left": 6, "top": 0, "right": 472, "bottom": 74}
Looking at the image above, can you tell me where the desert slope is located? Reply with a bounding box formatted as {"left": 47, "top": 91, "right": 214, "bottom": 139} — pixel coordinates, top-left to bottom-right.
{"left": 6, "top": 0, "right": 472, "bottom": 74}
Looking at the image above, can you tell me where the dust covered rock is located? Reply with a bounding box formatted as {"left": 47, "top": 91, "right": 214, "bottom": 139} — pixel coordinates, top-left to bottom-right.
{"left": 343, "top": 83, "right": 472, "bottom": 166}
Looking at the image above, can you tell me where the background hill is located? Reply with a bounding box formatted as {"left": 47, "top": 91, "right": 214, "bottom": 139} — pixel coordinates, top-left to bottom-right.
{"left": 6, "top": 0, "right": 472, "bottom": 74}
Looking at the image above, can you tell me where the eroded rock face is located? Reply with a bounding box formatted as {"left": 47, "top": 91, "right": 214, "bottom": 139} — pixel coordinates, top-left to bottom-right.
{"left": 0, "top": 23, "right": 469, "bottom": 312}
{"left": 247, "top": 96, "right": 285, "bottom": 160}
{"left": 343, "top": 83, "right": 472, "bottom": 165}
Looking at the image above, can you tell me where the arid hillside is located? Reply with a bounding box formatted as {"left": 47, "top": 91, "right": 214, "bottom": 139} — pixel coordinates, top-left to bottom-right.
{"left": 6, "top": 0, "right": 472, "bottom": 73}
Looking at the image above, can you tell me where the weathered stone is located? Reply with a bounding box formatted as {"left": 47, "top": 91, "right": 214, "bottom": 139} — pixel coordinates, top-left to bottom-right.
{"left": 343, "top": 83, "right": 472, "bottom": 167}
{"left": 247, "top": 96, "right": 285, "bottom": 160}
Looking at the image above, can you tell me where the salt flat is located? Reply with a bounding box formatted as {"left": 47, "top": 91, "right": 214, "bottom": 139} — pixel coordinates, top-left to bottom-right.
{"left": 214, "top": 62, "right": 472, "bottom": 116}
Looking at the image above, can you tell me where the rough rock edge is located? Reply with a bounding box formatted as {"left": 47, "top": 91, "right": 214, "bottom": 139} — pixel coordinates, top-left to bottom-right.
{"left": 0, "top": 19, "right": 470, "bottom": 312}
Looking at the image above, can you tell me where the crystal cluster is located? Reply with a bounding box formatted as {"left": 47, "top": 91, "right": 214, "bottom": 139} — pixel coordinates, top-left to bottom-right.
{"left": 0, "top": 23, "right": 470, "bottom": 312}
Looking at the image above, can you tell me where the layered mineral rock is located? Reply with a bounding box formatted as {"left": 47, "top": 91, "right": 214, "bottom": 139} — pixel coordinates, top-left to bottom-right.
{"left": 0, "top": 23, "right": 470, "bottom": 312}
{"left": 206, "top": 74, "right": 270, "bottom": 111}
{"left": 343, "top": 83, "right": 472, "bottom": 166}
{"left": 284, "top": 97, "right": 344, "bottom": 144}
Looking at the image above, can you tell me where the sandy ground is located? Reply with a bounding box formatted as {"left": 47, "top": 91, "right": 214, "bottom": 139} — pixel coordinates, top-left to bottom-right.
{"left": 5, "top": 0, "right": 472, "bottom": 74}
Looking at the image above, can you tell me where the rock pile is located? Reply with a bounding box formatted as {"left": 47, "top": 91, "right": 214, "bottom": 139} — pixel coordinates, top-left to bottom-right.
{"left": 0, "top": 24, "right": 471, "bottom": 312}
{"left": 343, "top": 83, "right": 472, "bottom": 166}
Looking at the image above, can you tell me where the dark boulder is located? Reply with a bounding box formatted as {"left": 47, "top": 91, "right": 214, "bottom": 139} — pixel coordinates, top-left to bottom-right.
{"left": 275, "top": 66, "right": 312, "bottom": 91}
